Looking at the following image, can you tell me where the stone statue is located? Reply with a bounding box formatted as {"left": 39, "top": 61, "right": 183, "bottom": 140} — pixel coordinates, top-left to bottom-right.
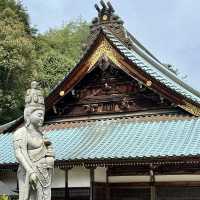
{"left": 13, "top": 81, "right": 54, "bottom": 200}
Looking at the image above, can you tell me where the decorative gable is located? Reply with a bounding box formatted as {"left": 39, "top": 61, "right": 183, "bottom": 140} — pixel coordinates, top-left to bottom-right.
{"left": 45, "top": 1, "right": 200, "bottom": 119}
{"left": 46, "top": 55, "right": 181, "bottom": 120}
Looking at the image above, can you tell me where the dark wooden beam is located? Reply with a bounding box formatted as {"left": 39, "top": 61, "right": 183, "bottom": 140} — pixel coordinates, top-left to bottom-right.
{"left": 109, "top": 181, "right": 200, "bottom": 188}
{"left": 106, "top": 167, "right": 110, "bottom": 200}
{"left": 150, "top": 164, "right": 156, "bottom": 200}
{"left": 65, "top": 169, "right": 69, "bottom": 200}
{"left": 155, "top": 181, "right": 200, "bottom": 187}
{"left": 90, "top": 168, "right": 95, "bottom": 200}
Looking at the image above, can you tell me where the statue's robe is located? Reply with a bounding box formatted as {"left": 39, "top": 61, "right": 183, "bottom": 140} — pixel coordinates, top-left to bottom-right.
{"left": 13, "top": 127, "right": 53, "bottom": 200}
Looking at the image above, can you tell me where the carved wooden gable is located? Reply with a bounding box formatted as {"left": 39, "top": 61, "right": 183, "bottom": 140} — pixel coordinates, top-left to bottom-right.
{"left": 46, "top": 56, "right": 176, "bottom": 120}
{"left": 45, "top": 1, "right": 200, "bottom": 120}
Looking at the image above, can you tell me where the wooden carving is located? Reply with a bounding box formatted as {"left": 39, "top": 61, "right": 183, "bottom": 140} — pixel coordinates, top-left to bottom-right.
{"left": 46, "top": 59, "right": 174, "bottom": 119}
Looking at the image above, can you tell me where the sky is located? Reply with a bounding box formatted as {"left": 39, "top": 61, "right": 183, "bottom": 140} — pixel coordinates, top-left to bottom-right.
{"left": 22, "top": 0, "right": 200, "bottom": 91}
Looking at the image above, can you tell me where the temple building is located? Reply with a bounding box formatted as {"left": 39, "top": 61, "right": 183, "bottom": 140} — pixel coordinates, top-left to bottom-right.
{"left": 1, "top": 1, "right": 200, "bottom": 200}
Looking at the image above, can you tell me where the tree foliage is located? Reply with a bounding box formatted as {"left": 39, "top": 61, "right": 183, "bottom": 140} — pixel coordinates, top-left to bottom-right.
{"left": 36, "top": 20, "right": 89, "bottom": 90}
{"left": 0, "top": 195, "right": 9, "bottom": 200}
{"left": 0, "top": 2, "right": 37, "bottom": 124}
{"left": 0, "top": 1, "right": 90, "bottom": 125}
{"left": 0, "top": 0, "right": 33, "bottom": 34}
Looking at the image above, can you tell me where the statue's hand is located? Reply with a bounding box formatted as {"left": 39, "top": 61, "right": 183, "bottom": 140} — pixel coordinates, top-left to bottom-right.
{"left": 29, "top": 172, "right": 38, "bottom": 190}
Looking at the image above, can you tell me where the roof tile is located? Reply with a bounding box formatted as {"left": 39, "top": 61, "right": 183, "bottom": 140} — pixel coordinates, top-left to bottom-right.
{"left": 1, "top": 116, "right": 200, "bottom": 164}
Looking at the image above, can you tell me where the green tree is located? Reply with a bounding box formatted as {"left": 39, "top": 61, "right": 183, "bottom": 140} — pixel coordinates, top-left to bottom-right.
{"left": 0, "top": 195, "right": 9, "bottom": 200}
{"left": 0, "top": 7, "right": 37, "bottom": 124}
{"left": 36, "top": 20, "right": 89, "bottom": 90}
{"left": 0, "top": 1, "right": 90, "bottom": 125}
{"left": 0, "top": 0, "right": 34, "bottom": 35}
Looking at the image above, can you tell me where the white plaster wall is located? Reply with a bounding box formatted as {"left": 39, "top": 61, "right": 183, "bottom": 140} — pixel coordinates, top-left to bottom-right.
{"left": 0, "top": 170, "right": 66, "bottom": 190}
{"left": 3, "top": 170, "right": 200, "bottom": 190}
{"left": 52, "top": 168, "right": 65, "bottom": 188}
{"left": 0, "top": 167, "right": 90, "bottom": 189}
{"left": 109, "top": 174, "right": 200, "bottom": 183}
{"left": 68, "top": 167, "right": 90, "bottom": 187}
{"left": 52, "top": 167, "right": 107, "bottom": 188}
{"left": 155, "top": 174, "right": 200, "bottom": 182}
{"left": 109, "top": 175, "right": 150, "bottom": 183}
{"left": 94, "top": 167, "right": 107, "bottom": 182}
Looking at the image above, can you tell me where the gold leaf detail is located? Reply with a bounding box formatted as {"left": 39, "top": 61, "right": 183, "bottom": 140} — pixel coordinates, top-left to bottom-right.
{"left": 86, "top": 37, "right": 122, "bottom": 71}
{"left": 179, "top": 101, "right": 200, "bottom": 116}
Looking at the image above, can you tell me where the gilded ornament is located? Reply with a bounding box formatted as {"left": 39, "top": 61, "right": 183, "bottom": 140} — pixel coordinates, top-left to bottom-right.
{"left": 146, "top": 80, "right": 152, "bottom": 87}
{"left": 86, "top": 37, "right": 122, "bottom": 71}
{"left": 59, "top": 90, "right": 65, "bottom": 96}
{"left": 179, "top": 100, "right": 200, "bottom": 116}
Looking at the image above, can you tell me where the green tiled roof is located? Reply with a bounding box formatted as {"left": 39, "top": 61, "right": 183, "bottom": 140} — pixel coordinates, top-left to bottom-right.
{"left": 101, "top": 27, "right": 200, "bottom": 105}
{"left": 1, "top": 117, "right": 200, "bottom": 165}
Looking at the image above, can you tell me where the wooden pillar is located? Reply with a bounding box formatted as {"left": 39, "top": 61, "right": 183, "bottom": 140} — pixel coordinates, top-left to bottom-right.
{"left": 151, "top": 186, "right": 156, "bottom": 200}
{"left": 90, "top": 168, "right": 95, "bottom": 200}
{"left": 65, "top": 168, "right": 69, "bottom": 200}
{"left": 106, "top": 167, "right": 110, "bottom": 200}
{"left": 150, "top": 164, "right": 156, "bottom": 200}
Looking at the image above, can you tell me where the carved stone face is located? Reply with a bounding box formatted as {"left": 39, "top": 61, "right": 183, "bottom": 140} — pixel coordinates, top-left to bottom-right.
{"left": 30, "top": 109, "right": 45, "bottom": 128}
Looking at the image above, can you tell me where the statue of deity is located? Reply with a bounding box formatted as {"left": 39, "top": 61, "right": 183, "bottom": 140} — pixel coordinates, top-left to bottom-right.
{"left": 13, "top": 81, "right": 54, "bottom": 200}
